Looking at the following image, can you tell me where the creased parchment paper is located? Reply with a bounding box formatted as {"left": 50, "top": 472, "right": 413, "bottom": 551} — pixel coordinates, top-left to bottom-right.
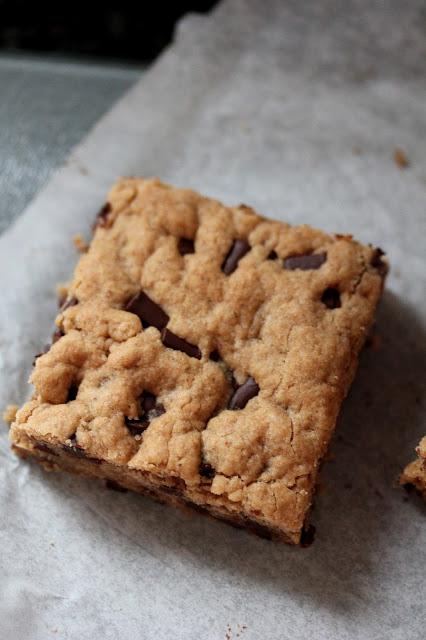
{"left": 1, "top": 1, "right": 425, "bottom": 638}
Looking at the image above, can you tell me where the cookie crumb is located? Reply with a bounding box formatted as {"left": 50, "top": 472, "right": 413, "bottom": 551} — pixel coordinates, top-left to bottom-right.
{"left": 3, "top": 404, "right": 18, "bottom": 424}
{"left": 394, "top": 148, "right": 409, "bottom": 168}
{"left": 73, "top": 234, "right": 89, "bottom": 253}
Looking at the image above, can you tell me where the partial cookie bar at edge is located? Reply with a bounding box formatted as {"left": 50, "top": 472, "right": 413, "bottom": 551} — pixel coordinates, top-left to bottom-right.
{"left": 400, "top": 437, "right": 426, "bottom": 498}
{"left": 10, "top": 177, "right": 388, "bottom": 544}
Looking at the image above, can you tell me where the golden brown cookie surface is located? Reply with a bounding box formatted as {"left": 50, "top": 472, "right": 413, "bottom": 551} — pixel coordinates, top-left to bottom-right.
{"left": 10, "top": 178, "right": 387, "bottom": 544}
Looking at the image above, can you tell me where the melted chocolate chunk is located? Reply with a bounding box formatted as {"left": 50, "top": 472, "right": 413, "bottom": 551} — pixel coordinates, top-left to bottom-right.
{"left": 267, "top": 250, "right": 278, "bottom": 260}
{"left": 300, "top": 524, "right": 316, "bottom": 548}
{"left": 60, "top": 296, "right": 78, "bottom": 312}
{"left": 125, "top": 417, "right": 149, "bottom": 436}
{"left": 35, "top": 442, "right": 56, "bottom": 455}
{"left": 63, "top": 436, "right": 86, "bottom": 459}
{"left": 371, "top": 247, "right": 388, "bottom": 276}
{"left": 62, "top": 434, "right": 102, "bottom": 464}
{"left": 161, "top": 328, "right": 201, "bottom": 359}
{"left": 283, "top": 253, "right": 327, "bottom": 270}
{"left": 178, "top": 238, "right": 195, "bottom": 255}
{"left": 125, "top": 291, "right": 169, "bottom": 330}
{"left": 125, "top": 393, "right": 165, "bottom": 436}
{"left": 63, "top": 435, "right": 102, "bottom": 463}
{"left": 229, "top": 377, "right": 259, "bottom": 410}
{"left": 199, "top": 461, "right": 215, "bottom": 479}
{"left": 222, "top": 239, "right": 251, "bottom": 275}
{"left": 321, "top": 287, "right": 341, "bottom": 309}
{"left": 67, "top": 384, "right": 79, "bottom": 402}
{"left": 94, "top": 202, "right": 112, "bottom": 229}
{"left": 209, "top": 349, "right": 221, "bottom": 362}
{"left": 52, "top": 328, "right": 64, "bottom": 343}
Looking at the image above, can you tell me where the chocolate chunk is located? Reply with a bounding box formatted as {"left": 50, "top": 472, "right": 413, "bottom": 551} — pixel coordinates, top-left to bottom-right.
{"left": 371, "top": 247, "right": 388, "bottom": 276}
{"left": 178, "top": 238, "right": 195, "bottom": 255}
{"left": 267, "top": 250, "right": 278, "bottom": 260}
{"left": 125, "top": 393, "right": 165, "bottom": 436}
{"left": 283, "top": 253, "right": 326, "bottom": 270}
{"left": 209, "top": 349, "right": 221, "bottom": 362}
{"left": 125, "top": 417, "right": 149, "bottom": 436}
{"left": 67, "top": 384, "right": 79, "bottom": 402}
{"left": 35, "top": 442, "right": 56, "bottom": 455}
{"left": 222, "top": 239, "right": 251, "bottom": 275}
{"left": 228, "top": 377, "right": 259, "bottom": 410}
{"left": 94, "top": 202, "right": 112, "bottom": 229}
{"left": 161, "top": 328, "right": 201, "bottom": 359}
{"left": 321, "top": 287, "right": 341, "bottom": 309}
{"left": 106, "top": 479, "right": 128, "bottom": 492}
{"left": 52, "top": 328, "right": 64, "bottom": 343}
{"left": 125, "top": 291, "right": 169, "bottom": 330}
{"left": 63, "top": 435, "right": 101, "bottom": 463}
{"left": 60, "top": 296, "right": 78, "bottom": 312}
{"left": 300, "top": 524, "right": 316, "bottom": 548}
{"left": 199, "top": 461, "right": 215, "bottom": 479}
{"left": 63, "top": 436, "right": 86, "bottom": 459}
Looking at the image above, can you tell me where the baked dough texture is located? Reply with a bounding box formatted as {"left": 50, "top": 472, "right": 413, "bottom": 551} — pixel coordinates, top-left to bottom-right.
{"left": 10, "top": 178, "right": 387, "bottom": 544}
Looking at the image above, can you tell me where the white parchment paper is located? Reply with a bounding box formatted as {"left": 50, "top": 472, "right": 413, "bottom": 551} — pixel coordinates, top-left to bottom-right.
{"left": 1, "top": 1, "right": 425, "bottom": 638}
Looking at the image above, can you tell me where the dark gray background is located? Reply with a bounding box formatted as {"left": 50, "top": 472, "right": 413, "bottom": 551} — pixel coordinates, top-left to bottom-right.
{"left": 0, "top": 56, "right": 138, "bottom": 234}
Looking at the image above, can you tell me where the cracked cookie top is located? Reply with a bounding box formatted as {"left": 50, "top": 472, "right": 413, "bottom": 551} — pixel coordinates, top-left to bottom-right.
{"left": 11, "top": 178, "right": 387, "bottom": 539}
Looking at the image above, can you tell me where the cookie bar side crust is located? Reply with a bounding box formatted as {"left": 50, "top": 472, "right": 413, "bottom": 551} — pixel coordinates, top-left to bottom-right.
{"left": 10, "top": 177, "right": 387, "bottom": 544}
{"left": 400, "top": 437, "right": 426, "bottom": 498}
{"left": 11, "top": 431, "right": 298, "bottom": 544}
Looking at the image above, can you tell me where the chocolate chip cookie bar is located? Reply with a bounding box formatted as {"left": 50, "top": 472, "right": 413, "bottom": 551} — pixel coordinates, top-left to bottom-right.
{"left": 10, "top": 178, "right": 387, "bottom": 544}
{"left": 400, "top": 438, "right": 426, "bottom": 498}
